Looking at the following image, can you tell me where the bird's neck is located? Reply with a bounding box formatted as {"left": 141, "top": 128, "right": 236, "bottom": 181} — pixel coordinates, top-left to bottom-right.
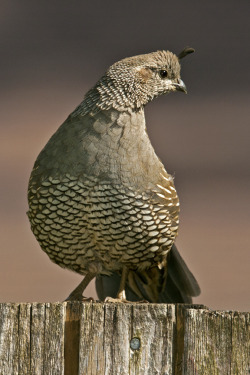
{"left": 72, "top": 77, "right": 146, "bottom": 116}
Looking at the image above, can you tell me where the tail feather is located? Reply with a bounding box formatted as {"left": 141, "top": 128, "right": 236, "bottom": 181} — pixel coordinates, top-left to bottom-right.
{"left": 95, "top": 243, "right": 200, "bottom": 303}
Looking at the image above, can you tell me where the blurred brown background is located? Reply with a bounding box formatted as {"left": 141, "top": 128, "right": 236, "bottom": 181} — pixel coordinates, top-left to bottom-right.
{"left": 0, "top": 1, "right": 249, "bottom": 311}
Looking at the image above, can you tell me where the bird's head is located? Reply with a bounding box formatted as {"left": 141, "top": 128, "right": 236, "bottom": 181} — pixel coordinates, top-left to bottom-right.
{"left": 75, "top": 48, "right": 194, "bottom": 116}
{"left": 97, "top": 47, "right": 194, "bottom": 111}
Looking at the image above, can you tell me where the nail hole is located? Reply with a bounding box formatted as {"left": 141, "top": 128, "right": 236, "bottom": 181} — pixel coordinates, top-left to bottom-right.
{"left": 130, "top": 337, "right": 140, "bottom": 350}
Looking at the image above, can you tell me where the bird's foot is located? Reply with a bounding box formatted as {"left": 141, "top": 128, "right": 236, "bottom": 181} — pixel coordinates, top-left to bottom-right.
{"left": 104, "top": 296, "right": 130, "bottom": 303}
{"left": 64, "top": 272, "right": 96, "bottom": 302}
{"left": 64, "top": 293, "right": 94, "bottom": 302}
{"left": 104, "top": 297, "right": 149, "bottom": 303}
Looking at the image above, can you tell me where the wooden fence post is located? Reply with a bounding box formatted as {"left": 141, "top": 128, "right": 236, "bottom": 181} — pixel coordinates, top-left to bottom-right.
{"left": 0, "top": 302, "right": 249, "bottom": 374}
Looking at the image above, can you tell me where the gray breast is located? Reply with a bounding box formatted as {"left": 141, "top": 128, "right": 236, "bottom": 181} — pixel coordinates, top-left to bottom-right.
{"left": 28, "top": 108, "right": 179, "bottom": 275}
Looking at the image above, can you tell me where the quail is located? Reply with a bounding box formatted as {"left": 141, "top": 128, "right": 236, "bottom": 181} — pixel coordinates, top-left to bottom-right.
{"left": 28, "top": 47, "right": 200, "bottom": 302}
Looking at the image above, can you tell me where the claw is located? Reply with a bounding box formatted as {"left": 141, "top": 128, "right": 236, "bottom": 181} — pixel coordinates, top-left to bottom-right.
{"left": 64, "top": 294, "right": 94, "bottom": 302}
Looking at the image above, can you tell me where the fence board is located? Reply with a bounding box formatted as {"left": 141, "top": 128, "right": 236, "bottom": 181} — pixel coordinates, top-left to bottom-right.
{"left": 181, "top": 308, "right": 249, "bottom": 375}
{"left": 0, "top": 303, "right": 19, "bottom": 374}
{"left": 0, "top": 302, "right": 249, "bottom": 375}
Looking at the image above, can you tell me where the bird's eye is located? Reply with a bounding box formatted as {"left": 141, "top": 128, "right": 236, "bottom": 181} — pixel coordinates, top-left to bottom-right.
{"left": 159, "top": 70, "right": 168, "bottom": 79}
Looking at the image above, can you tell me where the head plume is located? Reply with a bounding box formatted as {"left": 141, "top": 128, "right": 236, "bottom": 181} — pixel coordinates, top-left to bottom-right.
{"left": 178, "top": 47, "right": 195, "bottom": 60}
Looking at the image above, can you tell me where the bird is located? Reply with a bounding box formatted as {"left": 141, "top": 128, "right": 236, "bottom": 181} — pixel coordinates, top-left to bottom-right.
{"left": 27, "top": 47, "right": 200, "bottom": 302}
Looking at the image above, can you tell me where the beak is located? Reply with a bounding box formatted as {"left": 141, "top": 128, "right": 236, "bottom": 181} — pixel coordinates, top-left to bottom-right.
{"left": 172, "top": 79, "right": 187, "bottom": 94}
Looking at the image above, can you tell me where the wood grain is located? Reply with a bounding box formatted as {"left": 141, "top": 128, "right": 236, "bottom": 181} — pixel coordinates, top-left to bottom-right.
{"left": 0, "top": 303, "right": 249, "bottom": 374}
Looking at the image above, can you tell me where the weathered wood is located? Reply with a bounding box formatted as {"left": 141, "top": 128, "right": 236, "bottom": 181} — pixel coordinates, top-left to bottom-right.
{"left": 0, "top": 303, "right": 19, "bottom": 374}
{"left": 181, "top": 307, "right": 250, "bottom": 375}
{"left": 18, "top": 303, "right": 31, "bottom": 375}
{"left": 0, "top": 302, "right": 65, "bottom": 375}
{"left": 43, "top": 303, "right": 65, "bottom": 375}
{"left": 30, "top": 303, "right": 46, "bottom": 374}
{"left": 0, "top": 303, "right": 249, "bottom": 375}
{"left": 64, "top": 302, "right": 81, "bottom": 375}
{"left": 78, "top": 303, "right": 176, "bottom": 375}
{"left": 231, "top": 311, "right": 249, "bottom": 375}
